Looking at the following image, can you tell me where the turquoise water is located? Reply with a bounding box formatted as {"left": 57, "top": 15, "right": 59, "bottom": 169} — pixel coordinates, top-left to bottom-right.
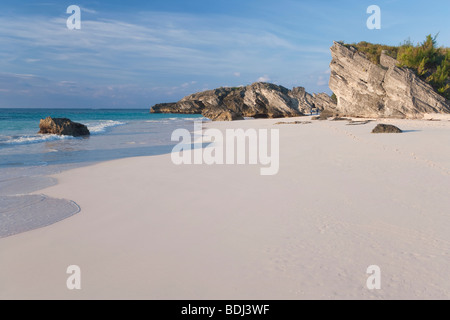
{"left": 0, "top": 108, "right": 207, "bottom": 187}
{"left": 0, "top": 108, "right": 202, "bottom": 145}
{"left": 0, "top": 108, "right": 148, "bottom": 135}
{"left": 0, "top": 108, "right": 206, "bottom": 237}
{"left": 0, "top": 108, "right": 206, "bottom": 168}
{"left": 0, "top": 107, "right": 206, "bottom": 174}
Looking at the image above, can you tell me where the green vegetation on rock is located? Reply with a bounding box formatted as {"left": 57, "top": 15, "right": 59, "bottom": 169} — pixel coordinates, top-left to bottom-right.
{"left": 344, "top": 35, "right": 450, "bottom": 99}
{"left": 331, "top": 93, "right": 337, "bottom": 103}
{"left": 344, "top": 41, "right": 398, "bottom": 64}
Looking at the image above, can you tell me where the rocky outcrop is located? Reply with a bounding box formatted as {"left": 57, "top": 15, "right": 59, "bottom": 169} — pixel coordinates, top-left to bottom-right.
{"left": 201, "top": 108, "right": 245, "bottom": 121}
{"left": 311, "top": 93, "right": 338, "bottom": 112}
{"left": 372, "top": 124, "right": 403, "bottom": 133}
{"left": 329, "top": 41, "right": 450, "bottom": 118}
{"left": 151, "top": 82, "right": 336, "bottom": 121}
{"left": 38, "top": 117, "right": 90, "bottom": 137}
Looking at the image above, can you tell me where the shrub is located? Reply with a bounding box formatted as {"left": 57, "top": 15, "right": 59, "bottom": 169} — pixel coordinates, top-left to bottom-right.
{"left": 344, "top": 41, "right": 398, "bottom": 65}
{"left": 343, "top": 35, "right": 450, "bottom": 100}
{"left": 331, "top": 93, "right": 337, "bottom": 103}
{"left": 397, "top": 34, "right": 450, "bottom": 99}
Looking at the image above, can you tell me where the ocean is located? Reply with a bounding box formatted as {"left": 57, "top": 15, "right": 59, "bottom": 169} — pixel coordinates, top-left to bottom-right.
{"left": 0, "top": 108, "right": 205, "bottom": 237}
{"left": 0, "top": 108, "right": 206, "bottom": 167}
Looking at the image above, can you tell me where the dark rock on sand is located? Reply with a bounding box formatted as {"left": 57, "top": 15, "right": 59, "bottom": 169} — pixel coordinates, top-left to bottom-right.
{"left": 38, "top": 117, "right": 90, "bottom": 137}
{"left": 347, "top": 120, "right": 373, "bottom": 126}
{"left": 372, "top": 124, "right": 403, "bottom": 133}
{"left": 312, "top": 109, "right": 341, "bottom": 120}
{"left": 275, "top": 121, "right": 312, "bottom": 125}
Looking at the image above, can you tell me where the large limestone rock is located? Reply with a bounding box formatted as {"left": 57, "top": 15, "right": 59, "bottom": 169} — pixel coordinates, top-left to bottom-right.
{"left": 289, "top": 87, "right": 314, "bottom": 114}
{"left": 151, "top": 102, "right": 201, "bottom": 114}
{"left": 329, "top": 41, "right": 450, "bottom": 118}
{"left": 38, "top": 117, "right": 90, "bottom": 137}
{"left": 311, "top": 93, "right": 338, "bottom": 112}
{"left": 202, "top": 108, "right": 244, "bottom": 121}
{"left": 151, "top": 82, "right": 325, "bottom": 121}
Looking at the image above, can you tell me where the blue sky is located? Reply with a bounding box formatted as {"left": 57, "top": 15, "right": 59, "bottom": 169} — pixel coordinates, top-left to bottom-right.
{"left": 0, "top": 0, "right": 449, "bottom": 108}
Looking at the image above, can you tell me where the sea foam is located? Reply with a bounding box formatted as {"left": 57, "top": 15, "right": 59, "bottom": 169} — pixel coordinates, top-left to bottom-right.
{"left": 0, "top": 120, "right": 125, "bottom": 146}
{"left": 87, "top": 120, "right": 125, "bottom": 134}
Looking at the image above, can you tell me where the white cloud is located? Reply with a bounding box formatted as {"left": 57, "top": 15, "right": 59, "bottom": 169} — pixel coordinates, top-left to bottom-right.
{"left": 0, "top": 13, "right": 329, "bottom": 80}
{"left": 181, "top": 81, "right": 197, "bottom": 88}
{"left": 0, "top": 11, "right": 332, "bottom": 106}
{"left": 257, "top": 75, "right": 271, "bottom": 82}
{"left": 316, "top": 75, "right": 327, "bottom": 86}
{"left": 81, "top": 7, "right": 97, "bottom": 14}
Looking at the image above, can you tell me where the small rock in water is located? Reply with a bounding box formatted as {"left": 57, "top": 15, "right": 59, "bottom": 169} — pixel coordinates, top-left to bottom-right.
{"left": 371, "top": 124, "right": 403, "bottom": 133}
{"left": 38, "top": 117, "right": 90, "bottom": 137}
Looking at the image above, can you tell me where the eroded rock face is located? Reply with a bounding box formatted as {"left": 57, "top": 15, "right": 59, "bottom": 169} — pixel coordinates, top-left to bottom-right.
{"left": 202, "top": 108, "right": 244, "bottom": 121}
{"left": 38, "top": 117, "right": 90, "bottom": 137}
{"left": 151, "top": 82, "right": 336, "bottom": 121}
{"left": 312, "top": 93, "right": 338, "bottom": 112}
{"left": 329, "top": 41, "right": 450, "bottom": 118}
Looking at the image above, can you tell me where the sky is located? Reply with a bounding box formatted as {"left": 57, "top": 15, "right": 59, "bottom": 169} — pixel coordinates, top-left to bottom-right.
{"left": 0, "top": 0, "right": 449, "bottom": 109}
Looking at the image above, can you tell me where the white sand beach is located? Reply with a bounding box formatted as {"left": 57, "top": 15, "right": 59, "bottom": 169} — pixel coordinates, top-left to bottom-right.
{"left": 1, "top": 116, "right": 450, "bottom": 299}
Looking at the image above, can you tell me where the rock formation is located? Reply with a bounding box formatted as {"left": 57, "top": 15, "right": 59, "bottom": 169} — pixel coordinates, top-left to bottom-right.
{"left": 151, "top": 40, "right": 450, "bottom": 121}
{"left": 329, "top": 41, "right": 450, "bottom": 118}
{"left": 372, "top": 124, "right": 403, "bottom": 133}
{"left": 312, "top": 93, "right": 338, "bottom": 112}
{"left": 151, "top": 82, "right": 336, "bottom": 121}
{"left": 38, "top": 117, "right": 90, "bottom": 137}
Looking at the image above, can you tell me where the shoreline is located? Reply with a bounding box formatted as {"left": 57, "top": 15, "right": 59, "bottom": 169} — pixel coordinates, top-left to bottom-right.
{"left": 0, "top": 115, "right": 202, "bottom": 239}
{"left": 1, "top": 116, "right": 450, "bottom": 299}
